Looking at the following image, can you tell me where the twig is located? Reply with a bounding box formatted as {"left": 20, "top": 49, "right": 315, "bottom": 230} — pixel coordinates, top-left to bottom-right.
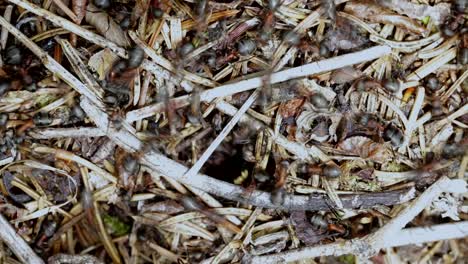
{"left": 0, "top": 214, "right": 44, "bottom": 264}
{"left": 382, "top": 221, "right": 468, "bottom": 248}
{"left": 80, "top": 97, "right": 415, "bottom": 211}
{"left": 406, "top": 48, "right": 457, "bottom": 81}
{"left": 247, "top": 221, "right": 468, "bottom": 263}
{"left": 29, "top": 127, "right": 104, "bottom": 139}
{"left": 181, "top": 90, "right": 259, "bottom": 181}
{"left": 247, "top": 177, "right": 467, "bottom": 263}
{"left": 126, "top": 45, "right": 392, "bottom": 122}
{"left": 369, "top": 177, "right": 466, "bottom": 244}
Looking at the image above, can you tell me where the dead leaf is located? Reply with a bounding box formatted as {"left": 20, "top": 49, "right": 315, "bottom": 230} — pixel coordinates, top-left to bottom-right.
{"left": 85, "top": 4, "right": 130, "bottom": 47}
{"left": 345, "top": 1, "right": 427, "bottom": 35}
{"left": 141, "top": 201, "right": 185, "bottom": 214}
{"left": 338, "top": 136, "right": 392, "bottom": 163}
{"left": 279, "top": 98, "right": 305, "bottom": 119}
{"left": 322, "top": 17, "right": 367, "bottom": 52}
{"left": 290, "top": 211, "right": 326, "bottom": 246}
{"left": 330, "top": 66, "right": 363, "bottom": 84}
{"left": 88, "top": 48, "right": 119, "bottom": 80}
{"left": 72, "top": 0, "right": 87, "bottom": 23}
{"left": 376, "top": 0, "right": 450, "bottom": 25}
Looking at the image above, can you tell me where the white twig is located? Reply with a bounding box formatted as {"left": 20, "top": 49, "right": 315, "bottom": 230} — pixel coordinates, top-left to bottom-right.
{"left": 248, "top": 221, "right": 468, "bottom": 263}
{"left": 369, "top": 177, "right": 466, "bottom": 244}
{"left": 248, "top": 177, "right": 467, "bottom": 264}
{"left": 0, "top": 214, "right": 44, "bottom": 264}
{"left": 386, "top": 221, "right": 468, "bottom": 248}
{"left": 406, "top": 48, "right": 457, "bottom": 81}
{"left": 181, "top": 91, "right": 259, "bottom": 181}
{"left": 29, "top": 127, "right": 104, "bottom": 139}
{"left": 126, "top": 45, "right": 392, "bottom": 122}
{"left": 81, "top": 97, "right": 414, "bottom": 211}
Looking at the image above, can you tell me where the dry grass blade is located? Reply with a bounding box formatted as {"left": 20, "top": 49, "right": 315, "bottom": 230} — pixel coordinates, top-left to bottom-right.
{"left": 0, "top": 215, "right": 44, "bottom": 264}
{"left": 0, "top": 1, "right": 466, "bottom": 263}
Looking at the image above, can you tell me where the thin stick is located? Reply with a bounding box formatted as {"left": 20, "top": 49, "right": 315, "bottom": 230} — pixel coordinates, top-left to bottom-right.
{"left": 29, "top": 127, "right": 105, "bottom": 139}
{"left": 369, "top": 177, "right": 466, "bottom": 245}
{"left": 0, "top": 214, "right": 45, "bottom": 264}
{"left": 126, "top": 45, "right": 392, "bottom": 122}
{"left": 248, "top": 177, "right": 467, "bottom": 264}
{"left": 81, "top": 97, "right": 415, "bottom": 211}
{"left": 181, "top": 91, "right": 259, "bottom": 181}
{"left": 385, "top": 221, "right": 468, "bottom": 248}
{"left": 248, "top": 221, "right": 468, "bottom": 264}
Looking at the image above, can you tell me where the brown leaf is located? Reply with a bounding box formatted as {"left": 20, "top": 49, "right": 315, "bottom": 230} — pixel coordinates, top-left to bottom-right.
{"left": 85, "top": 4, "right": 130, "bottom": 47}
{"left": 2, "top": 171, "right": 32, "bottom": 203}
{"left": 376, "top": 0, "right": 450, "bottom": 25}
{"left": 141, "top": 200, "right": 185, "bottom": 214}
{"left": 345, "top": 0, "right": 427, "bottom": 35}
{"left": 322, "top": 17, "right": 367, "bottom": 52}
{"left": 338, "top": 136, "right": 392, "bottom": 163}
{"left": 370, "top": 14, "right": 426, "bottom": 35}
{"left": 279, "top": 98, "right": 305, "bottom": 119}
{"left": 330, "top": 66, "right": 363, "bottom": 84}
{"left": 72, "top": 0, "right": 87, "bottom": 23}
{"left": 131, "top": 0, "right": 150, "bottom": 27}
{"left": 290, "top": 211, "right": 326, "bottom": 246}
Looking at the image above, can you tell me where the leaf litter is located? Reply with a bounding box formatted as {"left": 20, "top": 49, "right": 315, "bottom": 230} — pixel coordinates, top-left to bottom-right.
{"left": 0, "top": 0, "right": 466, "bottom": 263}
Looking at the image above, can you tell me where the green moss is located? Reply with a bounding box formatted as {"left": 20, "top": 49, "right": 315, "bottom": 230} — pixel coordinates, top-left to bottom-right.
{"left": 421, "top": 16, "right": 430, "bottom": 25}
{"left": 338, "top": 254, "right": 355, "bottom": 264}
{"left": 103, "top": 214, "right": 131, "bottom": 236}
